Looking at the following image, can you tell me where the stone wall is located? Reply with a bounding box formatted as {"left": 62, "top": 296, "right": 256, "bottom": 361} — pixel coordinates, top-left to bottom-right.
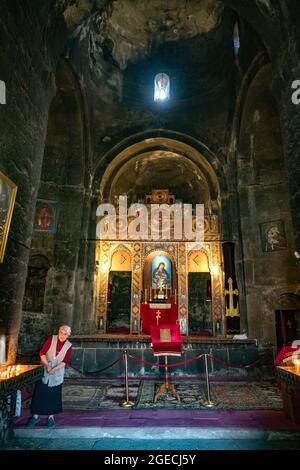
{"left": 238, "top": 64, "right": 299, "bottom": 343}
{"left": 67, "top": 337, "right": 269, "bottom": 378}
{"left": 0, "top": 0, "right": 69, "bottom": 363}
{"left": 17, "top": 311, "right": 52, "bottom": 356}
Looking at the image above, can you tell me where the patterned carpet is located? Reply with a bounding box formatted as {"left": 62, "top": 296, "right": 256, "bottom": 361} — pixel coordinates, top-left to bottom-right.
{"left": 59, "top": 379, "right": 283, "bottom": 411}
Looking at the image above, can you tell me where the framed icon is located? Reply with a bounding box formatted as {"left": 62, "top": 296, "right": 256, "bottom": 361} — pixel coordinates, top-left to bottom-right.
{"left": 0, "top": 171, "right": 17, "bottom": 263}
{"left": 34, "top": 199, "right": 59, "bottom": 233}
{"left": 259, "top": 220, "right": 287, "bottom": 252}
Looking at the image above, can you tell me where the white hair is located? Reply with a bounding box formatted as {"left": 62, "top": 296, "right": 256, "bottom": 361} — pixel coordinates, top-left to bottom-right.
{"left": 60, "top": 325, "right": 71, "bottom": 336}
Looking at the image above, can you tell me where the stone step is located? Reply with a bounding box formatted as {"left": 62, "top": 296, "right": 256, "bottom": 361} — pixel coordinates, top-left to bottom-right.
{"left": 13, "top": 426, "right": 300, "bottom": 440}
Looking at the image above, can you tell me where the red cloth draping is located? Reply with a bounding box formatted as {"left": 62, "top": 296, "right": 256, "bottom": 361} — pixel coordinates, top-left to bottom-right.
{"left": 140, "top": 303, "right": 178, "bottom": 334}
{"left": 150, "top": 324, "right": 182, "bottom": 354}
{"left": 274, "top": 345, "right": 300, "bottom": 366}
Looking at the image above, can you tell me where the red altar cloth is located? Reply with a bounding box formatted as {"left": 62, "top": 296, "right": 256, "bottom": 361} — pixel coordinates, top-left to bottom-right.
{"left": 274, "top": 344, "right": 300, "bottom": 365}
{"left": 140, "top": 303, "right": 179, "bottom": 334}
{"left": 150, "top": 324, "right": 182, "bottom": 355}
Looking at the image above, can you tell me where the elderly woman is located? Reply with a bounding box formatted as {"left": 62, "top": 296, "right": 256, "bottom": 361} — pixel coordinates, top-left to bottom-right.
{"left": 27, "top": 325, "right": 72, "bottom": 428}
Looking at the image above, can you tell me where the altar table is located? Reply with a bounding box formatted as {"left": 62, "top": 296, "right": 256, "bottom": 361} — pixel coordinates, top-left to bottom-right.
{"left": 140, "top": 303, "right": 178, "bottom": 334}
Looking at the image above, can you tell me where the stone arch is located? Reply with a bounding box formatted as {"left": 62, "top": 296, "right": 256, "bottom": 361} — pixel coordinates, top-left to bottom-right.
{"left": 107, "top": 245, "right": 133, "bottom": 333}
{"left": 110, "top": 247, "right": 132, "bottom": 272}
{"left": 41, "top": 58, "right": 87, "bottom": 187}
{"left": 28, "top": 58, "right": 91, "bottom": 333}
{"left": 187, "top": 250, "right": 210, "bottom": 273}
{"left": 93, "top": 130, "right": 229, "bottom": 238}
{"left": 275, "top": 293, "right": 300, "bottom": 311}
{"left": 187, "top": 249, "right": 213, "bottom": 336}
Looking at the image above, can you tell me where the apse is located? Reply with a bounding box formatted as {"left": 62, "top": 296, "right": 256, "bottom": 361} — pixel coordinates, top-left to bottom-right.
{"left": 108, "top": 150, "right": 211, "bottom": 208}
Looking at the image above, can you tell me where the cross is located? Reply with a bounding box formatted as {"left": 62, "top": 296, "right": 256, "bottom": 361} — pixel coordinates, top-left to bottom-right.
{"left": 156, "top": 310, "right": 161, "bottom": 326}
{"left": 224, "top": 277, "right": 239, "bottom": 317}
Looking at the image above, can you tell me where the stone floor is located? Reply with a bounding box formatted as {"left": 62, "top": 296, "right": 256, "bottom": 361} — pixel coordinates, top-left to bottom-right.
{"left": 2, "top": 377, "right": 300, "bottom": 451}
{"left": 1, "top": 408, "right": 299, "bottom": 450}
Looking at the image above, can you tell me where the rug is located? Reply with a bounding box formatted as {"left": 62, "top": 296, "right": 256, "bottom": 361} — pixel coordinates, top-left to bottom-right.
{"left": 59, "top": 379, "right": 282, "bottom": 411}
{"left": 61, "top": 380, "right": 141, "bottom": 409}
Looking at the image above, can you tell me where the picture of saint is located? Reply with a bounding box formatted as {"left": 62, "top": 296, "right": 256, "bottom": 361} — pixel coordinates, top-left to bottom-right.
{"left": 259, "top": 220, "right": 287, "bottom": 252}
{"left": 36, "top": 205, "right": 53, "bottom": 230}
{"left": 0, "top": 171, "right": 17, "bottom": 263}
{"left": 0, "top": 180, "right": 11, "bottom": 243}
{"left": 34, "top": 200, "right": 58, "bottom": 233}
{"left": 152, "top": 255, "right": 171, "bottom": 289}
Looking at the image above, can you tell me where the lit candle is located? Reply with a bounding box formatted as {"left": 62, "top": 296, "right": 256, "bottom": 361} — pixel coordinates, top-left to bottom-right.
{"left": 294, "top": 358, "right": 300, "bottom": 373}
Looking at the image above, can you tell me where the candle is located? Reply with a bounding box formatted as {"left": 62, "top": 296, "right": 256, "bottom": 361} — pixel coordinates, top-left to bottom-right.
{"left": 145, "top": 288, "right": 147, "bottom": 303}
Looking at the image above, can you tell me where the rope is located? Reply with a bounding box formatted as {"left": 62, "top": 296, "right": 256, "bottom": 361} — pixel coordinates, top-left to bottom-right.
{"left": 127, "top": 353, "right": 205, "bottom": 368}
{"left": 128, "top": 348, "right": 273, "bottom": 370}
{"left": 207, "top": 348, "right": 273, "bottom": 369}
{"left": 67, "top": 356, "right": 122, "bottom": 375}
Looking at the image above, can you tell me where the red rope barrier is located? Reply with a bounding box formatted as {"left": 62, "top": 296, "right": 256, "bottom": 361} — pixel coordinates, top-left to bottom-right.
{"left": 67, "top": 356, "right": 122, "bottom": 375}
{"left": 207, "top": 348, "right": 273, "bottom": 369}
{"left": 127, "top": 348, "right": 273, "bottom": 370}
{"left": 127, "top": 353, "right": 205, "bottom": 368}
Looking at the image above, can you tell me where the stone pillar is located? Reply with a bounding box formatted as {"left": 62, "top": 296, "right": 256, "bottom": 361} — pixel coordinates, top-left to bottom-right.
{"left": 274, "top": 62, "right": 300, "bottom": 256}
{"left": 0, "top": 2, "right": 68, "bottom": 364}
{"left": 45, "top": 187, "right": 85, "bottom": 330}
{"left": 0, "top": 105, "right": 54, "bottom": 365}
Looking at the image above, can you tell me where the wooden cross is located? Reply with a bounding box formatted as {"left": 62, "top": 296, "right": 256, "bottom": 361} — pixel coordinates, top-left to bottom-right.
{"left": 156, "top": 310, "right": 161, "bottom": 326}
{"left": 224, "top": 277, "right": 239, "bottom": 317}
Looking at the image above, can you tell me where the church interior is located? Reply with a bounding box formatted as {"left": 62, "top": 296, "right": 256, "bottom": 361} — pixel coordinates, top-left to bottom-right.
{"left": 1, "top": 0, "right": 300, "bottom": 452}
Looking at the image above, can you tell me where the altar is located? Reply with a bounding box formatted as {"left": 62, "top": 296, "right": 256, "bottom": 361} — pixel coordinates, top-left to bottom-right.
{"left": 94, "top": 190, "right": 240, "bottom": 338}
{"left": 140, "top": 303, "right": 178, "bottom": 334}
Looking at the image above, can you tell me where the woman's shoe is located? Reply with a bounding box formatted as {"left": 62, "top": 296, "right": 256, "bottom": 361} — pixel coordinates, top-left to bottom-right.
{"left": 47, "top": 417, "right": 55, "bottom": 428}
{"left": 26, "top": 416, "right": 40, "bottom": 428}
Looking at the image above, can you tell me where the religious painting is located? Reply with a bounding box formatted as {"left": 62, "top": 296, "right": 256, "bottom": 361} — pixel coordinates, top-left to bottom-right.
{"left": 34, "top": 199, "right": 59, "bottom": 233}
{"left": 0, "top": 171, "right": 17, "bottom": 263}
{"left": 179, "top": 317, "right": 187, "bottom": 335}
{"left": 131, "top": 317, "right": 139, "bottom": 334}
{"left": 152, "top": 255, "right": 171, "bottom": 289}
{"left": 259, "top": 220, "right": 287, "bottom": 252}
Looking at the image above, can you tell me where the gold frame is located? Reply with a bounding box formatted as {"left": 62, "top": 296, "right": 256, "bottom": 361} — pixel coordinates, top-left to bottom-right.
{"left": 0, "top": 171, "right": 17, "bottom": 263}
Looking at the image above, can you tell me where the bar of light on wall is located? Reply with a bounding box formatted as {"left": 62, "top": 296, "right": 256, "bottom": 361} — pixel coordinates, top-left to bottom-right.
{"left": 0, "top": 335, "right": 6, "bottom": 365}
{"left": 0, "top": 80, "right": 6, "bottom": 104}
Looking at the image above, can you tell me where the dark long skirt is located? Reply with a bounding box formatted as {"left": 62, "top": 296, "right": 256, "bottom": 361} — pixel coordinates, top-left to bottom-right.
{"left": 30, "top": 380, "right": 63, "bottom": 415}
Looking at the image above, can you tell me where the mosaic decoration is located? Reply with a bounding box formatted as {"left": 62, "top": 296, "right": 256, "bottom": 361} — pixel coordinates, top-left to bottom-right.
{"left": 95, "top": 238, "right": 224, "bottom": 336}
{"left": 178, "top": 243, "right": 188, "bottom": 332}
{"left": 131, "top": 243, "right": 141, "bottom": 333}
{"left": 211, "top": 242, "right": 224, "bottom": 333}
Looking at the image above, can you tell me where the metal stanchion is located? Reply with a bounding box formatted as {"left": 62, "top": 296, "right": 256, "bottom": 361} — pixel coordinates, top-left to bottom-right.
{"left": 272, "top": 346, "right": 277, "bottom": 364}
{"left": 121, "top": 350, "right": 134, "bottom": 407}
{"left": 199, "top": 354, "right": 217, "bottom": 407}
